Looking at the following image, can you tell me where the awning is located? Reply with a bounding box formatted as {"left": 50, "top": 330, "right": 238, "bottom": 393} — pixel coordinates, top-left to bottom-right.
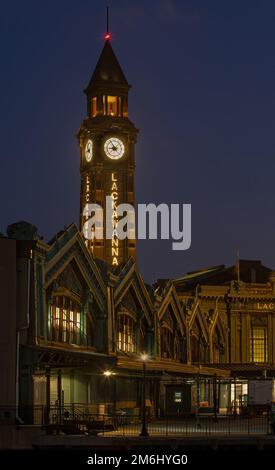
{"left": 116, "top": 356, "right": 230, "bottom": 378}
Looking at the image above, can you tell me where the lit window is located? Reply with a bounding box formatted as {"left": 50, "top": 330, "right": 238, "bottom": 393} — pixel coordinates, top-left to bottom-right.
{"left": 54, "top": 306, "right": 60, "bottom": 342}
{"left": 107, "top": 96, "right": 117, "bottom": 116}
{"left": 118, "top": 97, "right": 122, "bottom": 116}
{"left": 48, "top": 303, "right": 52, "bottom": 339}
{"left": 55, "top": 307, "right": 60, "bottom": 324}
{"left": 161, "top": 326, "right": 176, "bottom": 359}
{"left": 122, "top": 98, "right": 128, "bottom": 117}
{"left": 117, "top": 315, "right": 135, "bottom": 353}
{"left": 48, "top": 296, "right": 87, "bottom": 347}
{"left": 62, "top": 308, "right": 67, "bottom": 343}
{"left": 70, "top": 308, "right": 74, "bottom": 343}
{"left": 250, "top": 327, "right": 267, "bottom": 363}
{"left": 76, "top": 312, "right": 81, "bottom": 344}
{"left": 91, "top": 97, "right": 97, "bottom": 117}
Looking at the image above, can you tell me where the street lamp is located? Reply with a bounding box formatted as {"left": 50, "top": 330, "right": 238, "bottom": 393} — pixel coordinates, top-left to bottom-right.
{"left": 103, "top": 370, "right": 116, "bottom": 415}
{"left": 103, "top": 370, "right": 114, "bottom": 377}
{"left": 139, "top": 353, "right": 149, "bottom": 437}
{"left": 195, "top": 366, "right": 202, "bottom": 428}
{"left": 213, "top": 373, "right": 218, "bottom": 422}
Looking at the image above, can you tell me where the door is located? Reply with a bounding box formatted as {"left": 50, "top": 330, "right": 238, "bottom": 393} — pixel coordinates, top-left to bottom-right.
{"left": 165, "top": 384, "right": 191, "bottom": 415}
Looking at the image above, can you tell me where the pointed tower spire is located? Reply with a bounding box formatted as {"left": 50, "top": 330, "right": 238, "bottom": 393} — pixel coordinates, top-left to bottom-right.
{"left": 78, "top": 16, "right": 138, "bottom": 266}
{"left": 84, "top": 20, "right": 131, "bottom": 119}
{"left": 85, "top": 41, "right": 130, "bottom": 94}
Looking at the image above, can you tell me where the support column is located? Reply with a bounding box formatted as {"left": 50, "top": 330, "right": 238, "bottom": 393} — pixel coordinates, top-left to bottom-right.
{"left": 186, "top": 326, "right": 191, "bottom": 364}
{"left": 107, "top": 279, "right": 116, "bottom": 353}
{"left": 159, "top": 380, "right": 166, "bottom": 417}
{"left": 45, "top": 367, "right": 51, "bottom": 425}
{"left": 113, "top": 377, "right": 117, "bottom": 412}
{"left": 233, "top": 377, "right": 237, "bottom": 415}
{"left": 57, "top": 369, "right": 62, "bottom": 426}
{"left": 272, "top": 315, "right": 275, "bottom": 364}
{"left": 213, "top": 373, "right": 218, "bottom": 422}
{"left": 268, "top": 314, "right": 273, "bottom": 363}
{"left": 228, "top": 380, "right": 232, "bottom": 414}
{"left": 196, "top": 373, "right": 200, "bottom": 414}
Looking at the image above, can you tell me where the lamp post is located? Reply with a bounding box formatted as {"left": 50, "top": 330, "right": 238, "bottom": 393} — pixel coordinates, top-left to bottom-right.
{"left": 196, "top": 368, "right": 200, "bottom": 420}
{"left": 139, "top": 354, "right": 149, "bottom": 437}
{"left": 213, "top": 373, "right": 218, "bottom": 422}
{"left": 103, "top": 370, "right": 116, "bottom": 415}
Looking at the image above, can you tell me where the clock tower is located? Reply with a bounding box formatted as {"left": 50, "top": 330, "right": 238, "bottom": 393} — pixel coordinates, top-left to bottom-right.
{"left": 78, "top": 35, "right": 138, "bottom": 267}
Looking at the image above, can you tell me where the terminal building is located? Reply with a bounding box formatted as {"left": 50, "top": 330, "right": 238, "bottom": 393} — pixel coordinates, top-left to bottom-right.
{"left": 1, "top": 35, "right": 275, "bottom": 425}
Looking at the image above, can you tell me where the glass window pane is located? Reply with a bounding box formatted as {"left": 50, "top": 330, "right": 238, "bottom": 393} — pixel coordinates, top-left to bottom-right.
{"left": 250, "top": 327, "right": 267, "bottom": 363}
{"left": 117, "top": 315, "right": 135, "bottom": 352}
{"left": 91, "top": 97, "right": 97, "bottom": 117}
{"left": 107, "top": 96, "right": 117, "bottom": 116}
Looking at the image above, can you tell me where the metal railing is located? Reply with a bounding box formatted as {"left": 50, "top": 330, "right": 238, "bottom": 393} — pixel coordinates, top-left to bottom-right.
{"left": 106, "top": 415, "right": 271, "bottom": 437}
{"left": 0, "top": 406, "right": 272, "bottom": 436}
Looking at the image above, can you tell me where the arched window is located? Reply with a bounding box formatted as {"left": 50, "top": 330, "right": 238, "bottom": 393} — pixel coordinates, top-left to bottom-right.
{"left": 117, "top": 314, "right": 135, "bottom": 353}
{"left": 191, "top": 334, "right": 200, "bottom": 362}
{"left": 191, "top": 333, "right": 208, "bottom": 363}
{"left": 87, "top": 314, "right": 94, "bottom": 347}
{"left": 213, "top": 328, "right": 224, "bottom": 364}
{"left": 91, "top": 97, "right": 97, "bottom": 117}
{"left": 48, "top": 295, "right": 88, "bottom": 346}
{"left": 174, "top": 336, "right": 180, "bottom": 361}
{"left": 161, "top": 326, "right": 174, "bottom": 359}
{"left": 190, "top": 318, "right": 210, "bottom": 363}
{"left": 138, "top": 324, "right": 146, "bottom": 354}
{"left": 103, "top": 95, "right": 122, "bottom": 116}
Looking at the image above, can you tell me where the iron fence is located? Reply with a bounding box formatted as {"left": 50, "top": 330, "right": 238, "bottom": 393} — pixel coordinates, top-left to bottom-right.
{"left": 0, "top": 406, "right": 272, "bottom": 437}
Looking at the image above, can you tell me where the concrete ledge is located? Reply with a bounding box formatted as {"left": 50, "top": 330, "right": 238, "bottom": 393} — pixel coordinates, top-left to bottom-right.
{"left": 0, "top": 425, "right": 45, "bottom": 450}
{"left": 33, "top": 434, "right": 275, "bottom": 450}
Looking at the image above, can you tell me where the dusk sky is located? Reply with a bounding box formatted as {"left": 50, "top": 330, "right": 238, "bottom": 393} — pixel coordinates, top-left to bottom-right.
{"left": 1, "top": 0, "right": 275, "bottom": 283}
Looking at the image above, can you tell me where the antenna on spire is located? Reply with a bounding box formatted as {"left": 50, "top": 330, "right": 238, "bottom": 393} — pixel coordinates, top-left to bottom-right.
{"left": 106, "top": 6, "right": 109, "bottom": 34}
{"left": 105, "top": 6, "right": 111, "bottom": 41}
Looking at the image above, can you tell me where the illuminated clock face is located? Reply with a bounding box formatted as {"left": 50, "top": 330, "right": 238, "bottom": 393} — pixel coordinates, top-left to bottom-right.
{"left": 104, "top": 137, "right": 125, "bottom": 160}
{"left": 85, "top": 140, "right": 93, "bottom": 162}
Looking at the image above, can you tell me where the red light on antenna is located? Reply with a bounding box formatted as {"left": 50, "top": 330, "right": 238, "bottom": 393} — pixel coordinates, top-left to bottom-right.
{"left": 105, "top": 33, "right": 111, "bottom": 41}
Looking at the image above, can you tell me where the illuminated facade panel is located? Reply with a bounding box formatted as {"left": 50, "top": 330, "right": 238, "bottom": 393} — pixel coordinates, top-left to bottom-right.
{"left": 250, "top": 327, "right": 268, "bottom": 363}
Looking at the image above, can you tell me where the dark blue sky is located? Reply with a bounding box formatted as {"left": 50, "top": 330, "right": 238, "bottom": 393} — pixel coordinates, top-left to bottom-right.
{"left": 1, "top": 0, "right": 275, "bottom": 282}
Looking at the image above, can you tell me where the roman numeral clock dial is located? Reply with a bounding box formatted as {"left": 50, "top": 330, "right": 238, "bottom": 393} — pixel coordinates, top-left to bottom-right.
{"left": 85, "top": 139, "right": 93, "bottom": 162}
{"left": 104, "top": 137, "right": 125, "bottom": 160}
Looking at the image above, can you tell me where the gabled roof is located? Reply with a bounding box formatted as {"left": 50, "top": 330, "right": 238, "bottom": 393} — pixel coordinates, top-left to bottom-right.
{"left": 189, "top": 302, "right": 210, "bottom": 342}
{"left": 85, "top": 41, "right": 130, "bottom": 94}
{"left": 113, "top": 258, "right": 154, "bottom": 327}
{"left": 156, "top": 281, "right": 185, "bottom": 336}
{"left": 44, "top": 224, "right": 106, "bottom": 311}
{"left": 173, "top": 260, "right": 273, "bottom": 293}
{"left": 174, "top": 265, "right": 224, "bottom": 284}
